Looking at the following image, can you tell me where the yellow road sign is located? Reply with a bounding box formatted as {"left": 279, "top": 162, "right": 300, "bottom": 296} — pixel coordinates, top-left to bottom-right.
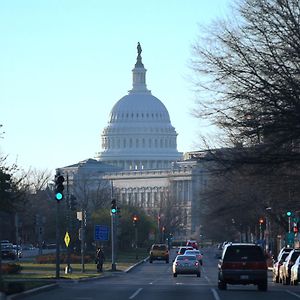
{"left": 64, "top": 231, "right": 70, "bottom": 247}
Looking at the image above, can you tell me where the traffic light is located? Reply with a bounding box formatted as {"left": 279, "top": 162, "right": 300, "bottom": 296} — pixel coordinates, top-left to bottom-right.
{"left": 111, "top": 199, "right": 117, "bottom": 214}
{"left": 132, "top": 215, "right": 139, "bottom": 226}
{"left": 287, "top": 211, "right": 292, "bottom": 217}
{"left": 259, "top": 218, "right": 264, "bottom": 224}
{"left": 55, "top": 174, "right": 65, "bottom": 201}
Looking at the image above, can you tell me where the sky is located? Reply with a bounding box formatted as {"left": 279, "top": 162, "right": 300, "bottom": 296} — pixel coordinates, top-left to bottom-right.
{"left": 0, "top": 0, "right": 232, "bottom": 174}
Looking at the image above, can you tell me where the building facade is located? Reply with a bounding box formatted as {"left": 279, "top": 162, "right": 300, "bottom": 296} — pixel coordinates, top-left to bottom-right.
{"left": 59, "top": 44, "right": 208, "bottom": 239}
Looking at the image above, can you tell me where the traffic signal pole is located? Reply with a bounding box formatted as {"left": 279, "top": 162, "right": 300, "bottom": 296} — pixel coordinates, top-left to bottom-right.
{"left": 55, "top": 198, "right": 60, "bottom": 279}
{"left": 54, "top": 172, "right": 65, "bottom": 279}
{"left": 111, "top": 212, "right": 116, "bottom": 271}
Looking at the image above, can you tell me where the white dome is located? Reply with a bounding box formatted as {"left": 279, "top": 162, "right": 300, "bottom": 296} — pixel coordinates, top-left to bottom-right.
{"left": 110, "top": 93, "right": 170, "bottom": 123}
{"left": 97, "top": 44, "right": 182, "bottom": 170}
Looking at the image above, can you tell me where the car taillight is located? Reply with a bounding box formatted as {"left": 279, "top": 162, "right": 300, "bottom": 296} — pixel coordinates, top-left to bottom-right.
{"left": 221, "top": 262, "right": 236, "bottom": 269}
{"left": 247, "top": 262, "right": 267, "bottom": 270}
{"left": 221, "top": 261, "right": 267, "bottom": 270}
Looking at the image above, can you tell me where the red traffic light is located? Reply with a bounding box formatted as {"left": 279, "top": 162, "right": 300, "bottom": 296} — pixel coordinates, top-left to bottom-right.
{"left": 259, "top": 218, "right": 264, "bottom": 224}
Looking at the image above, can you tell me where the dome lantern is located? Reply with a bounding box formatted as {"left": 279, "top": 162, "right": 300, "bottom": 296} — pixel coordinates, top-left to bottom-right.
{"left": 129, "top": 42, "right": 151, "bottom": 94}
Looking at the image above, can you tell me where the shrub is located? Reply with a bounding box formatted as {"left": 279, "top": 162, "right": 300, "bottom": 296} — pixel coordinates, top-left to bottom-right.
{"left": 35, "top": 253, "right": 93, "bottom": 264}
{"left": 1, "top": 263, "right": 22, "bottom": 274}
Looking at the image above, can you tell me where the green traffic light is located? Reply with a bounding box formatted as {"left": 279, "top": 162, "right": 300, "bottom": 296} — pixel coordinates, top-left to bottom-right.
{"left": 287, "top": 211, "right": 292, "bottom": 217}
{"left": 55, "top": 192, "right": 63, "bottom": 201}
{"left": 111, "top": 208, "right": 117, "bottom": 214}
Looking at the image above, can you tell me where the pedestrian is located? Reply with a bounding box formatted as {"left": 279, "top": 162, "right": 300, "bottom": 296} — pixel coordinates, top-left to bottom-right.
{"left": 95, "top": 247, "right": 105, "bottom": 272}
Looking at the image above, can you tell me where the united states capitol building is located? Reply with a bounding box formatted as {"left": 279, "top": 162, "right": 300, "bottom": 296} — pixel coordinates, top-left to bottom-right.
{"left": 59, "top": 44, "right": 210, "bottom": 239}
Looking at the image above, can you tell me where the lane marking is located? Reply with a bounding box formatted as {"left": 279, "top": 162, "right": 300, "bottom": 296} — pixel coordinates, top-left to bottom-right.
{"left": 204, "top": 275, "right": 212, "bottom": 284}
{"left": 129, "top": 288, "right": 143, "bottom": 299}
{"left": 211, "top": 288, "right": 221, "bottom": 300}
{"left": 286, "top": 290, "right": 300, "bottom": 299}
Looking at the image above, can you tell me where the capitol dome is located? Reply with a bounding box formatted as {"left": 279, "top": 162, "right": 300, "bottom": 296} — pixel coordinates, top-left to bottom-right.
{"left": 97, "top": 43, "right": 182, "bottom": 170}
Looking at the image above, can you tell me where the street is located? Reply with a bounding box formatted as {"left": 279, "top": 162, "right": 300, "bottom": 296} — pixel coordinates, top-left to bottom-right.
{"left": 20, "top": 247, "right": 300, "bottom": 300}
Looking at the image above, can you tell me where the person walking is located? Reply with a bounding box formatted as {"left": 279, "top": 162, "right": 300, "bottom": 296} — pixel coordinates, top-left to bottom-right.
{"left": 96, "top": 247, "right": 105, "bottom": 272}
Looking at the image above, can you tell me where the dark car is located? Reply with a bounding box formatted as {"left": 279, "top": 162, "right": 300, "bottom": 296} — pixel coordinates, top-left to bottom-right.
{"left": 218, "top": 243, "right": 268, "bottom": 291}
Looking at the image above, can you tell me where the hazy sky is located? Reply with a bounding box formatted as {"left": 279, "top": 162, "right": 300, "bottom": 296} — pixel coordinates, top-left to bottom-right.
{"left": 0, "top": 0, "right": 232, "bottom": 173}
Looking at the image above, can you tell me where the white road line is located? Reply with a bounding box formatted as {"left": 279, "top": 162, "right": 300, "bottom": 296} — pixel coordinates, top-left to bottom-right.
{"left": 211, "top": 288, "right": 221, "bottom": 300}
{"left": 129, "top": 288, "right": 143, "bottom": 299}
{"left": 204, "top": 275, "right": 212, "bottom": 284}
{"left": 286, "top": 290, "right": 300, "bottom": 298}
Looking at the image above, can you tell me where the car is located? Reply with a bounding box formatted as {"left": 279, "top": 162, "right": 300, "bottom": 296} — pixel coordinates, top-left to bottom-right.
{"left": 291, "top": 255, "right": 300, "bottom": 285}
{"left": 277, "top": 246, "right": 293, "bottom": 258}
{"left": 273, "top": 251, "right": 290, "bottom": 283}
{"left": 184, "top": 249, "right": 203, "bottom": 265}
{"left": 1, "top": 243, "right": 16, "bottom": 260}
{"left": 172, "top": 254, "right": 201, "bottom": 277}
{"left": 149, "top": 244, "right": 169, "bottom": 263}
{"left": 176, "top": 246, "right": 194, "bottom": 255}
{"left": 218, "top": 243, "right": 268, "bottom": 291}
{"left": 186, "top": 240, "right": 198, "bottom": 250}
{"left": 12, "top": 245, "right": 23, "bottom": 259}
{"left": 279, "top": 249, "right": 300, "bottom": 285}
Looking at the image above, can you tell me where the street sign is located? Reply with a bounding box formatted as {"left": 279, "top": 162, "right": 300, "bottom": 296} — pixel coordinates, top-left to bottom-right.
{"left": 64, "top": 231, "right": 70, "bottom": 247}
{"left": 94, "top": 225, "right": 110, "bottom": 241}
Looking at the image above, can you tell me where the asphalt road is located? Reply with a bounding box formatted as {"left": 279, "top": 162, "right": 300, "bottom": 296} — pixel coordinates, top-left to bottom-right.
{"left": 18, "top": 247, "right": 300, "bottom": 300}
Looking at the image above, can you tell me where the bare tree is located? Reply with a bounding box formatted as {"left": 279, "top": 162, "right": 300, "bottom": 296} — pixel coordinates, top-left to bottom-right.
{"left": 191, "top": 0, "right": 300, "bottom": 165}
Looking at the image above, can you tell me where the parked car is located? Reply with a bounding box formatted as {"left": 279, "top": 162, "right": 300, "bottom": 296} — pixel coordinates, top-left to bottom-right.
{"left": 149, "top": 244, "right": 169, "bottom": 263}
{"left": 218, "top": 243, "right": 268, "bottom": 291}
{"left": 184, "top": 249, "right": 203, "bottom": 265}
{"left": 12, "top": 245, "right": 23, "bottom": 258}
{"left": 290, "top": 255, "right": 300, "bottom": 285}
{"left": 273, "top": 251, "right": 290, "bottom": 283}
{"left": 172, "top": 254, "right": 201, "bottom": 277}
{"left": 186, "top": 240, "right": 199, "bottom": 250}
{"left": 1, "top": 243, "right": 16, "bottom": 260}
{"left": 277, "top": 246, "right": 293, "bottom": 258}
{"left": 279, "top": 249, "right": 300, "bottom": 285}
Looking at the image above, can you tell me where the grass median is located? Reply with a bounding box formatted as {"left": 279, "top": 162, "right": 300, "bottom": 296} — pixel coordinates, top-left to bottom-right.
{"left": 1, "top": 248, "right": 149, "bottom": 294}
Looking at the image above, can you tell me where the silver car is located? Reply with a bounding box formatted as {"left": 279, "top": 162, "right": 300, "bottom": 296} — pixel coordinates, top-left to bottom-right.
{"left": 172, "top": 254, "right": 201, "bottom": 277}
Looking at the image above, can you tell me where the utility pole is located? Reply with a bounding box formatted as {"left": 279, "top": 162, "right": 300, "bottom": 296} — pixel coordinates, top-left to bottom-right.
{"left": 81, "top": 209, "right": 86, "bottom": 273}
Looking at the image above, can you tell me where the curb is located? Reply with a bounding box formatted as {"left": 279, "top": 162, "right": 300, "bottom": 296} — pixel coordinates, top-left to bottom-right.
{"left": 124, "top": 257, "right": 148, "bottom": 273}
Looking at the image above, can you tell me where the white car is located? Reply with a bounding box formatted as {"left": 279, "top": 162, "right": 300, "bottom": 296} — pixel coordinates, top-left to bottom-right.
{"left": 291, "top": 255, "right": 300, "bottom": 285}
{"left": 184, "top": 249, "right": 203, "bottom": 265}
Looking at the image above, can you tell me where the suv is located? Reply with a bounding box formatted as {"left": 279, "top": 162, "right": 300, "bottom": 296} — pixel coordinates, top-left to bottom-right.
{"left": 149, "top": 244, "right": 169, "bottom": 263}
{"left": 218, "top": 243, "right": 267, "bottom": 291}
